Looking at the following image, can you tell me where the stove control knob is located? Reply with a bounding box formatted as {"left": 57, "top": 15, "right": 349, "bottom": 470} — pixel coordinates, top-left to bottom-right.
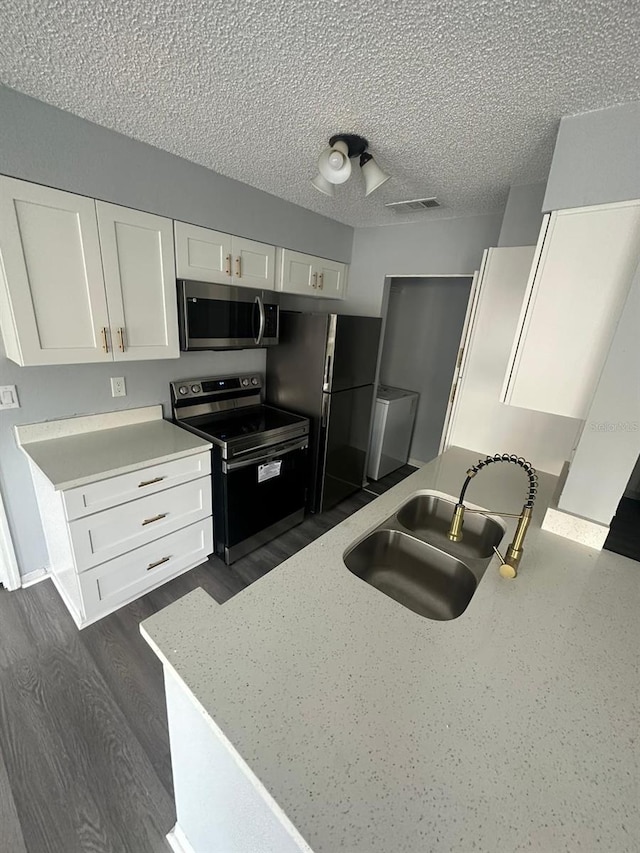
{"left": 191, "top": 384, "right": 201, "bottom": 394}
{"left": 178, "top": 385, "right": 189, "bottom": 396}
{"left": 251, "top": 377, "right": 259, "bottom": 386}
{"left": 241, "top": 378, "right": 250, "bottom": 387}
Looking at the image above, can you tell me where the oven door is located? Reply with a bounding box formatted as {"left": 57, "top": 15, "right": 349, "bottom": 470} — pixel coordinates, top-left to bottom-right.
{"left": 178, "top": 279, "right": 279, "bottom": 350}
{"left": 215, "top": 437, "right": 308, "bottom": 563}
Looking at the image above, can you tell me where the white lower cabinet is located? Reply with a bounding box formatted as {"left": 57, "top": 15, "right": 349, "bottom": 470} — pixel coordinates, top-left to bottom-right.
{"left": 276, "top": 248, "right": 348, "bottom": 298}
{"left": 79, "top": 519, "right": 212, "bottom": 620}
{"left": 69, "top": 477, "right": 211, "bottom": 570}
{"left": 31, "top": 450, "right": 213, "bottom": 628}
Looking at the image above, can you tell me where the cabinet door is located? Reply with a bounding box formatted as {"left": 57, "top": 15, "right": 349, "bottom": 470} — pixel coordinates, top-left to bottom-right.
{"left": 174, "top": 221, "right": 232, "bottom": 284}
{"left": 316, "top": 258, "right": 347, "bottom": 299}
{"left": 0, "top": 177, "right": 111, "bottom": 365}
{"left": 232, "top": 236, "right": 276, "bottom": 290}
{"left": 502, "top": 201, "right": 640, "bottom": 419}
{"left": 97, "top": 202, "right": 179, "bottom": 361}
{"left": 277, "top": 249, "right": 317, "bottom": 295}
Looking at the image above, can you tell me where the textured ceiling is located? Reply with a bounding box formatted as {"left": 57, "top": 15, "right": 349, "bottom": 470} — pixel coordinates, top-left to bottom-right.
{"left": 1, "top": 0, "right": 639, "bottom": 227}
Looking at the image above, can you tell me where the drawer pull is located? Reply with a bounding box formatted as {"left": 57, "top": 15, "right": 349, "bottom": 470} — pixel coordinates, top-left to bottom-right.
{"left": 142, "top": 512, "right": 168, "bottom": 526}
{"left": 147, "top": 555, "right": 171, "bottom": 571}
{"left": 138, "top": 476, "right": 165, "bottom": 488}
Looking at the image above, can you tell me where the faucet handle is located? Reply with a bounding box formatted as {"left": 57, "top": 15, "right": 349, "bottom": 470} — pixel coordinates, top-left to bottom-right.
{"left": 492, "top": 545, "right": 517, "bottom": 579}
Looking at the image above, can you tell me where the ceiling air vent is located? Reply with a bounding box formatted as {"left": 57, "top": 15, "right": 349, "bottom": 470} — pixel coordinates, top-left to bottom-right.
{"left": 384, "top": 197, "right": 441, "bottom": 213}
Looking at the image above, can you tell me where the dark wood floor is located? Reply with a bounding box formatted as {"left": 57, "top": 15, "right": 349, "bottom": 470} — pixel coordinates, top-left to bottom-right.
{"left": 0, "top": 467, "right": 414, "bottom": 853}
{"left": 603, "top": 496, "right": 640, "bottom": 563}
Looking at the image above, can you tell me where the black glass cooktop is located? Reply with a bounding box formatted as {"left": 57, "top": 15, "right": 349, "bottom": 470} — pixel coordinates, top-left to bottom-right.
{"left": 186, "top": 405, "right": 306, "bottom": 444}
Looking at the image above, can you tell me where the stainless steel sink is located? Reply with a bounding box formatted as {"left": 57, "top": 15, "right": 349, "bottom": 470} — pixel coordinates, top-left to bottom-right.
{"left": 343, "top": 490, "right": 506, "bottom": 621}
{"left": 396, "top": 494, "right": 504, "bottom": 560}
{"left": 344, "top": 529, "right": 477, "bottom": 621}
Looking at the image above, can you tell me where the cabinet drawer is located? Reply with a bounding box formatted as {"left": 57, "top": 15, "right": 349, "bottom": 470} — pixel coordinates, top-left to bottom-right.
{"left": 79, "top": 518, "right": 213, "bottom": 621}
{"left": 63, "top": 452, "right": 211, "bottom": 520}
{"left": 70, "top": 476, "right": 212, "bottom": 571}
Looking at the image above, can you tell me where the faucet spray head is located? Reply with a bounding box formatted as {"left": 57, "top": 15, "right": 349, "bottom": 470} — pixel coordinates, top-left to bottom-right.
{"left": 448, "top": 503, "right": 465, "bottom": 542}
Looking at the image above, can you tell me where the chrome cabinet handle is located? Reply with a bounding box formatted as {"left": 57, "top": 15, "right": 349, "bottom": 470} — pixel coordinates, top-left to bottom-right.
{"left": 147, "top": 555, "right": 170, "bottom": 571}
{"left": 117, "top": 327, "right": 125, "bottom": 352}
{"left": 142, "top": 512, "right": 168, "bottom": 526}
{"left": 101, "top": 327, "right": 110, "bottom": 353}
{"left": 138, "top": 476, "right": 165, "bottom": 488}
{"left": 225, "top": 254, "right": 232, "bottom": 276}
{"left": 235, "top": 256, "right": 241, "bottom": 278}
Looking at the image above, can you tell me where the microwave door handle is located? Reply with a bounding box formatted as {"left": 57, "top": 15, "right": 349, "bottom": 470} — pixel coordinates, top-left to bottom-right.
{"left": 255, "top": 296, "right": 266, "bottom": 345}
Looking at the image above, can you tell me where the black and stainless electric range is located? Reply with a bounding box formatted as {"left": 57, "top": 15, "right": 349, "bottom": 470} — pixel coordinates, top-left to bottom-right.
{"left": 171, "top": 374, "right": 310, "bottom": 564}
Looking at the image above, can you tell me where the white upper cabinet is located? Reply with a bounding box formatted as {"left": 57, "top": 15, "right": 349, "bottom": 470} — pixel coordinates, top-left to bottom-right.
{"left": 0, "top": 176, "right": 111, "bottom": 365}
{"left": 502, "top": 200, "right": 640, "bottom": 420}
{"left": 233, "top": 236, "right": 276, "bottom": 290}
{"left": 97, "top": 203, "right": 179, "bottom": 361}
{"left": 276, "top": 249, "right": 347, "bottom": 299}
{"left": 174, "top": 221, "right": 275, "bottom": 290}
{"left": 316, "top": 257, "right": 348, "bottom": 299}
{"left": 174, "top": 221, "right": 232, "bottom": 285}
{"left": 0, "top": 177, "right": 180, "bottom": 365}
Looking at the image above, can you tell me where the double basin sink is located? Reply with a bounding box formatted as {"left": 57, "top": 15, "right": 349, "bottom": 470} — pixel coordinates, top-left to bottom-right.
{"left": 343, "top": 492, "right": 506, "bottom": 622}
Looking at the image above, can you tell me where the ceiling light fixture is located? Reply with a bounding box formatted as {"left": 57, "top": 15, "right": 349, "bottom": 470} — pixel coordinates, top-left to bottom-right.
{"left": 311, "top": 134, "right": 390, "bottom": 198}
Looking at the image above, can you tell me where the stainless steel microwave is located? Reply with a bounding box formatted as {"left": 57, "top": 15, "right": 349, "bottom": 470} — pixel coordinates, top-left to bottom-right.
{"left": 177, "top": 280, "right": 280, "bottom": 350}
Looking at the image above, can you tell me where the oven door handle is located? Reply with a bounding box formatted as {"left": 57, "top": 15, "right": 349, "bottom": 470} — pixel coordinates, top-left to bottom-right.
{"left": 254, "top": 296, "right": 266, "bottom": 346}
{"left": 223, "top": 438, "right": 308, "bottom": 472}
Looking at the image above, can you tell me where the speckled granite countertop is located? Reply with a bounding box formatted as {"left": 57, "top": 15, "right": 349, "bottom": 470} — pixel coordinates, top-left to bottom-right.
{"left": 15, "top": 406, "right": 211, "bottom": 490}
{"left": 141, "top": 447, "right": 640, "bottom": 853}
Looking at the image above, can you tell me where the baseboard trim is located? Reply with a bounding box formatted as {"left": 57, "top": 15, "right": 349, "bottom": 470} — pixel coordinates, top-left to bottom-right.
{"left": 542, "top": 507, "right": 609, "bottom": 550}
{"left": 167, "top": 824, "right": 196, "bottom": 853}
{"left": 20, "top": 567, "right": 50, "bottom": 588}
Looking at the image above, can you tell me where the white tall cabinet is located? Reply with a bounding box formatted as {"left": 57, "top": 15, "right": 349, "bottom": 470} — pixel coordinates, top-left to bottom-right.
{"left": 502, "top": 200, "right": 640, "bottom": 419}
{"left": 0, "top": 177, "right": 180, "bottom": 365}
{"left": 446, "top": 246, "right": 581, "bottom": 475}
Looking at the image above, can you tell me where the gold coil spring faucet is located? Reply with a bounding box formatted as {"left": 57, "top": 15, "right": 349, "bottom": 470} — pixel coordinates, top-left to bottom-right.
{"left": 447, "top": 454, "right": 538, "bottom": 579}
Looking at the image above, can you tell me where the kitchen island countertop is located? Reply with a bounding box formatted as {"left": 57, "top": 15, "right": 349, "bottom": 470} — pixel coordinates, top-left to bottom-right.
{"left": 141, "top": 446, "right": 640, "bottom": 853}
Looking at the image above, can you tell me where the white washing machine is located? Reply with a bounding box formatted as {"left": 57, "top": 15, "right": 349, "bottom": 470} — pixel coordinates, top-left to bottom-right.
{"left": 367, "top": 385, "right": 419, "bottom": 480}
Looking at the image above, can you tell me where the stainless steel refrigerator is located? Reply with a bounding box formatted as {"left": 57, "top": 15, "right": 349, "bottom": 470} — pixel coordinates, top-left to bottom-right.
{"left": 266, "top": 311, "right": 382, "bottom": 513}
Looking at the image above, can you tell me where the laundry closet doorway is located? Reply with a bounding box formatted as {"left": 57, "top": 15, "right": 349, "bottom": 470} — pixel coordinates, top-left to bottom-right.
{"left": 378, "top": 275, "right": 473, "bottom": 467}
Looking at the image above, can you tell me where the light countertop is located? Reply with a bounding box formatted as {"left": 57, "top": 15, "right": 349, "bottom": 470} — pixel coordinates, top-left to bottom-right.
{"left": 141, "top": 447, "right": 640, "bottom": 853}
{"left": 16, "top": 407, "right": 211, "bottom": 490}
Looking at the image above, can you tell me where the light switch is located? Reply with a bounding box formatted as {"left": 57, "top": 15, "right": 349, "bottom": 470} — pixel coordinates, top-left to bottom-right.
{"left": 0, "top": 385, "right": 19, "bottom": 409}
{"left": 110, "top": 377, "right": 127, "bottom": 397}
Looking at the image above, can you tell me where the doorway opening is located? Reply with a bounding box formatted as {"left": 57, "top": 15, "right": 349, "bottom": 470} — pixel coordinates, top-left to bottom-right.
{"left": 373, "top": 275, "right": 473, "bottom": 472}
{"left": 603, "top": 452, "right": 640, "bottom": 562}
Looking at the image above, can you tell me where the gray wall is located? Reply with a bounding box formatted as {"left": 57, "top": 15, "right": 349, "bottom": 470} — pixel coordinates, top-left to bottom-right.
{"left": 1, "top": 343, "right": 265, "bottom": 576}
{"left": 291, "top": 213, "right": 503, "bottom": 319}
{"left": 497, "top": 183, "right": 546, "bottom": 247}
{"left": 0, "top": 86, "right": 353, "bottom": 577}
{"left": 0, "top": 86, "right": 353, "bottom": 260}
{"left": 543, "top": 100, "right": 640, "bottom": 212}
{"left": 557, "top": 262, "right": 640, "bottom": 524}
{"left": 379, "top": 277, "right": 472, "bottom": 464}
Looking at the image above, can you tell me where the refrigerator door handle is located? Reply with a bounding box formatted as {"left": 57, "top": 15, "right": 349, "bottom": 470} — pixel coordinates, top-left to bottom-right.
{"left": 321, "top": 393, "right": 331, "bottom": 428}
{"left": 323, "top": 354, "right": 333, "bottom": 392}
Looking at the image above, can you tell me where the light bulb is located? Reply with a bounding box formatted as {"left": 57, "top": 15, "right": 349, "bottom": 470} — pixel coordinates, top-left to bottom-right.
{"left": 328, "top": 150, "right": 345, "bottom": 170}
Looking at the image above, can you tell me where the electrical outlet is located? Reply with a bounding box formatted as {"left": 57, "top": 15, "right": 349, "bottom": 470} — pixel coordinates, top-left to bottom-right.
{"left": 0, "top": 385, "right": 19, "bottom": 409}
{"left": 110, "top": 377, "right": 126, "bottom": 398}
